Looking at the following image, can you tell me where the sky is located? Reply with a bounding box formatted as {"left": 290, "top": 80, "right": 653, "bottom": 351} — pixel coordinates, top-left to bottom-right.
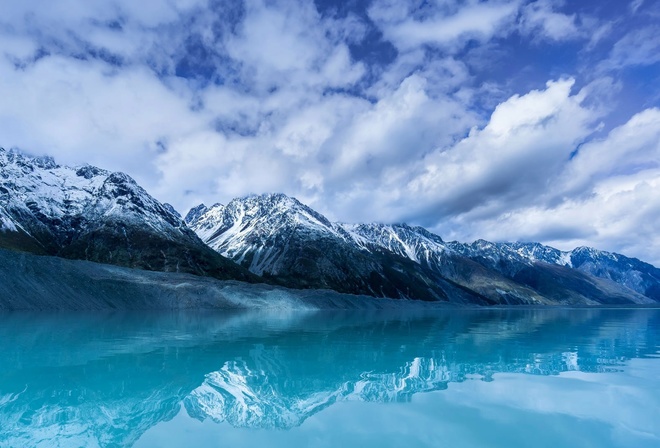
{"left": 0, "top": 0, "right": 659, "bottom": 264}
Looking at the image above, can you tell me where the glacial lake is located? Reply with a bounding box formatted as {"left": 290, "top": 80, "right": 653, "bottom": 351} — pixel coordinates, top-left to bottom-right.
{"left": 0, "top": 308, "right": 658, "bottom": 447}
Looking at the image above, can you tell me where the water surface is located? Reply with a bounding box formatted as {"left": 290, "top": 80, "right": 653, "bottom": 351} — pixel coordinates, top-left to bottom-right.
{"left": 0, "top": 308, "right": 658, "bottom": 447}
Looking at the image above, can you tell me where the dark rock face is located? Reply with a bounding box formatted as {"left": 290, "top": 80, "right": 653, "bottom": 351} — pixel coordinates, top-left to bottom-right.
{"left": 0, "top": 147, "right": 257, "bottom": 283}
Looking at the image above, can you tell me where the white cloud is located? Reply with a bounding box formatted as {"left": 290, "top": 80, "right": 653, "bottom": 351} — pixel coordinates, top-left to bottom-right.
{"left": 519, "top": 0, "right": 581, "bottom": 41}
{"left": 0, "top": 55, "right": 204, "bottom": 182}
{"left": 562, "top": 108, "right": 660, "bottom": 193}
{"left": 225, "top": 0, "right": 365, "bottom": 93}
{"left": 369, "top": 0, "right": 521, "bottom": 51}
{"left": 152, "top": 71, "right": 475, "bottom": 220}
{"left": 630, "top": 0, "right": 645, "bottom": 14}
{"left": 599, "top": 26, "right": 660, "bottom": 71}
{"left": 397, "top": 79, "right": 596, "bottom": 218}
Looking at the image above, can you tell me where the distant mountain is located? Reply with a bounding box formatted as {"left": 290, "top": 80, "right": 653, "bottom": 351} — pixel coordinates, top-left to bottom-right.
{"left": 187, "top": 194, "right": 657, "bottom": 305}
{"left": 0, "top": 147, "right": 256, "bottom": 282}
{"left": 452, "top": 240, "right": 660, "bottom": 302}
{"left": 344, "top": 223, "right": 654, "bottom": 305}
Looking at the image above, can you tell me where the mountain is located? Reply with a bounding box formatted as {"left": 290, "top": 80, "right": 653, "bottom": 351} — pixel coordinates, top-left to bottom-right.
{"left": 185, "top": 193, "right": 489, "bottom": 304}
{"left": 188, "top": 194, "right": 657, "bottom": 305}
{"left": 0, "top": 147, "right": 256, "bottom": 282}
{"left": 345, "top": 224, "right": 655, "bottom": 305}
{"left": 452, "top": 240, "right": 660, "bottom": 303}
{"left": 565, "top": 246, "right": 660, "bottom": 300}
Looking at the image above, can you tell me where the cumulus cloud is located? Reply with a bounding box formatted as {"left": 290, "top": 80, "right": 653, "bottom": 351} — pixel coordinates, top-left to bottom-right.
{"left": 374, "top": 79, "right": 597, "bottom": 222}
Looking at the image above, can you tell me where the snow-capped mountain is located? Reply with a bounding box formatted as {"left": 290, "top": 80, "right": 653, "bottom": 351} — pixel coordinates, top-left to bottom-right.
{"left": 185, "top": 193, "right": 487, "bottom": 303}
{"left": 342, "top": 223, "right": 552, "bottom": 304}
{"left": 188, "top": 194, "right": 658, "bottom": 305}
{"left": 0, "top": 147, "right": 254, "bottom": 281}
{"left": 185, "top": 193, "right": 353, "bottom": 274}
{"left": 347, "top": 223, "right": 657, "bottom": 305}
{"left": 566, "top": 246, "right": 660, "bottom": 300}
{"left": 452, "top": 241, "right": 660, "bottom": 302}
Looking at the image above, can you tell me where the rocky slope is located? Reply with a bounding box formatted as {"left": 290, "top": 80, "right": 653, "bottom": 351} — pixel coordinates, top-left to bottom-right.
{"left": 0, "top": 147, "right": 255, "bottom": 282}
{"left": 0, "top": 247, "right": 451, "bottom": 311}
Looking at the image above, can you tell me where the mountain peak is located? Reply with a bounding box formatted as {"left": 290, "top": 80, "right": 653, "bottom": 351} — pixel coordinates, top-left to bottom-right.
{"left": 0, "top": 147, "right": 60, "bottom": 170}
{"left": 184, "top": 203, "right": 209, "bottom": 226}
{"left": 231, "top": 193, "right": 305, "bottom": 211}
{"left": 224, "top": 193, "right": 334, "bottom": 230}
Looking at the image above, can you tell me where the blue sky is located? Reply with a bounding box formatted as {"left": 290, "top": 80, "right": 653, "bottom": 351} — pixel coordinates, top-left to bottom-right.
{"left": 0, "top": 0, "right": 659, "bottom": 263}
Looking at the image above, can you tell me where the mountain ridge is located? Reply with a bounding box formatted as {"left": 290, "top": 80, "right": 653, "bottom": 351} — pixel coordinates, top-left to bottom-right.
{"left": 187, "top": 193, "right": 659, "bottom": 305}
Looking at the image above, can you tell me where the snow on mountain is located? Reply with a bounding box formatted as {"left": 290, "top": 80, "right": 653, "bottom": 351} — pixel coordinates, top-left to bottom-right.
{"left": 0, "top": 147, "right": 187, "bottom": 246}
{"left": 186, "top": 193, "right": 479, "bottom": 302}
{"left": 0, "top": 205, "right": 18, "bottom": 232}
{"left": 567, "top": 246, "right": 660, "bottom": 300}
{"left": 186, "top": 193, "right": 352, "bottom": 276}
{"left": 450, "top": 241, "right": 660, "bottom": 301}
{"left": 184, "top": 203, "right": 210, "bottom": 227}
{"left": 341, "top": 223, "right": 450, "bottom": 263}
{"left": 0, "top": 147, "right": 255, "bottom": 281}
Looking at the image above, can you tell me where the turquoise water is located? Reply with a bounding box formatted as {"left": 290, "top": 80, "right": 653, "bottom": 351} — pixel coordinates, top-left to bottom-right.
{"left": 0, "top": 309, "right": 658, "bottom": 447}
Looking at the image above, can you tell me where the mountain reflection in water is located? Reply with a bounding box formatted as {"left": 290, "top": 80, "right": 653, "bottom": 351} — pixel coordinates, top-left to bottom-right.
{"left": 0, "top": 308, "right": 658, "bottom": 447}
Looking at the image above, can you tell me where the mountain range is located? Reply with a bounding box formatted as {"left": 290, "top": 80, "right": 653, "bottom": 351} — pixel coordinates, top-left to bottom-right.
{"left": 185, "top": 194, "right": 659, "bottom": 305}
{"left": 1, "top": 146, "right": 659, "bottom": 307}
